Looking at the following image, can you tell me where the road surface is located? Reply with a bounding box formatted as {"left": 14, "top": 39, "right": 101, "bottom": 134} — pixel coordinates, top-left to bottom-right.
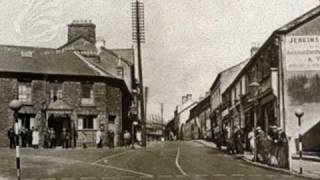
{"left": 0, "top": 141, "right": 309, "bottom": 179}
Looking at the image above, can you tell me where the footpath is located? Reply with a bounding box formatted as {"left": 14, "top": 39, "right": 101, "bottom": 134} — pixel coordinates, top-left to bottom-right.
{"left": 196, "top": 139, "right": 320, "bottom": 180}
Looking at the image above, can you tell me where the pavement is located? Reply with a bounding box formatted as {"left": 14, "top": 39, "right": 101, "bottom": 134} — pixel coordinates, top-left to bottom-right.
{"left": 0, "top": 141, "right": 314, "bottom": 180}
{"left": 196, "top": 139, "right": 320, "bottom": 179}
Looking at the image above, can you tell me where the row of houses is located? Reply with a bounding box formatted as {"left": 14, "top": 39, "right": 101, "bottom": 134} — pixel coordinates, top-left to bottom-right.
{"left": 0, "top": 20, "right": 138, "bottom": 147}
{"left": 168, "top": 5, "right": 320, "bottom": 171}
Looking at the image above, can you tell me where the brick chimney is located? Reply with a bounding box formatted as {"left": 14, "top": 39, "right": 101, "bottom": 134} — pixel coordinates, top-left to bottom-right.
{"left": 251, "top": 43, "right": 260, "bottom": 57}
{"left": 68, "top": 20, "right": 96, "bottom": 44}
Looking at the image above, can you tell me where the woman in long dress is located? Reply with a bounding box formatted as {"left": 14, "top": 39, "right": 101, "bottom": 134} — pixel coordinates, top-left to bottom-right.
{"left": 32, "top": 128, "right": 39, "bottom": 148}
{"left": 277, "top": 128, "right": 289, "bottom": 168}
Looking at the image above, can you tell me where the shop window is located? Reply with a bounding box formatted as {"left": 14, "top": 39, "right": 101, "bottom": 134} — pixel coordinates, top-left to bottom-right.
{"left": 81, "top": 82, "right": 94, "bottom": 105}
{"left": 18, "top": 83, "right": 32, "bottom": 102}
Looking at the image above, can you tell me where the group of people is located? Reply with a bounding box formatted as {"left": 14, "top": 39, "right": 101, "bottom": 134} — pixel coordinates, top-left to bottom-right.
{"left": 248, "top": 126, "right": 289, "bottom": 168}
{"left": 95, "top": 129, "right": 115, "bottom": 148}
{"left": 7, "top": 126, "right": 40, "bottom": 148}
{"left": 215, "top": 124, "right": 289, "bottom": 169}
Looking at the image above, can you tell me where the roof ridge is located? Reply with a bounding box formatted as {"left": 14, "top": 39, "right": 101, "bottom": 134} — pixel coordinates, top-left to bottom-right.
{"left": 74, "top": 51, "right": 108, "bottom": 76}
{"left": 0, "top": 44, "right": 55, "bottom": 50}
{"left": 277, "top": 5, "right": 320, "bottom": 32}
{"left": 101, "top": 47, "right": 133, "bottom": 66}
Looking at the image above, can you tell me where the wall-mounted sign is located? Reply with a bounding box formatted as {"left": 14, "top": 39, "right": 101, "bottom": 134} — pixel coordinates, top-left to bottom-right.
{"left": 285, "top": 36, "right": 320, "bottom": 71}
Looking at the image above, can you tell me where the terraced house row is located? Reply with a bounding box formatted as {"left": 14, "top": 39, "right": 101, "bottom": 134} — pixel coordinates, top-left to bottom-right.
{"left": 171, "top": 5, "right": 320, "bottom": 171}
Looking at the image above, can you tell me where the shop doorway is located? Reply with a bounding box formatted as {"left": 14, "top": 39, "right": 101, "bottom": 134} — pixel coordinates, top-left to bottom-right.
{"left": 48, "top": 115, "right": 71, "bottom": 146}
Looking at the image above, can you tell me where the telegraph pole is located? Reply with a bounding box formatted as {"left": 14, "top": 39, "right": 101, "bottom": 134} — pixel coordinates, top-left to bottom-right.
{"left": 132, "top": 0, "right": 146, "bottom": 147}
{"left": 160, "top": 103, "right": 164, "bottom": 125}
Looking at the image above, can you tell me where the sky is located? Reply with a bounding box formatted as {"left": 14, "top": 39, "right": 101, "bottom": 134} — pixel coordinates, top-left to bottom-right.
{"left": 0, "top": 0, "right": 319, "bottom": 122}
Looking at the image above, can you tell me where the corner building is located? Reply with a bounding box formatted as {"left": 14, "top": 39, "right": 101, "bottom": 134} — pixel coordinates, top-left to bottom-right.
{"left": 0, "top": 20, "right": 135, "bottom": 147}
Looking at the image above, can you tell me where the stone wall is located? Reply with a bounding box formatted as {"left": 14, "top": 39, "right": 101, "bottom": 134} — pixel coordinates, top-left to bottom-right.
{"left": 0, "top": 77, "right": 127, "bottom": 147}
{"left": 0, "top": 78, "right": 17, "bottom": 146}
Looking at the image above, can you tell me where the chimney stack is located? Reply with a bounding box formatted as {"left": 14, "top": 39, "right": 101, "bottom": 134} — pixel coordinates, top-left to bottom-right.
{"left": 182, "top": 96, "right": 187, "bottom": 104}
{"left": 251, "top": 43, "right": 260, "bottom": 57}
{"left": 68, "top": 20, "right": 96, "bottom": 44}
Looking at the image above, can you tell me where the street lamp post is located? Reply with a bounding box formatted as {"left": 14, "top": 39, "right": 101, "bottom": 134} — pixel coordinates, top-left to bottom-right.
{"left": 295, "top": 108, "right": 304, "bottom": 174}
{"left": 249, "top": 81, "right": 260, "bottom": 162}
{"left": 9, "top": 99, "right": 22, "bottom": 180}
{"left": 131, "top": 121, "right": 138, "bottom": 149}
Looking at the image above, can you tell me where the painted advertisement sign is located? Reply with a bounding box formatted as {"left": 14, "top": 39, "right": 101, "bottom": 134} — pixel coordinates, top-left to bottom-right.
{"left": 285, "top": 36, "right": 320, "bottom": 71}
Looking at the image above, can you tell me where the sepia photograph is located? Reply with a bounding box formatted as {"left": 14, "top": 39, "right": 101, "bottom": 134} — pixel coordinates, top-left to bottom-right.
{"left": 0, "top": 0, "right": 320, "bottom": 179}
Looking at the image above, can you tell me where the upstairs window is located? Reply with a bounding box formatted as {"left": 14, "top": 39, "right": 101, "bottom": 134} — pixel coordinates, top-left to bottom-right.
{"left": 50, "top": 82, "right": 63, "bottom": 102}
{"left": 81, "top": 82, "right": 94, "bottom": 105}
{"left": 18, "top": 83, "right": 32, "bottom": 102}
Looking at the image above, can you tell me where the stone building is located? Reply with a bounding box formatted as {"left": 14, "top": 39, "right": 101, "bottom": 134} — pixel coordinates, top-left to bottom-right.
{"left": 0, "top": 20, "right": 135, "bottom": 147}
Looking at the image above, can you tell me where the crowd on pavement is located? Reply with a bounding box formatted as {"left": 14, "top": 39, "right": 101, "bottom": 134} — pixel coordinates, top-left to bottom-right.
{"left": 214, "top": 124, "right": 289, "bottom": 169}
{"left": 7, "top": 126, "right": 143, "bottom": 149}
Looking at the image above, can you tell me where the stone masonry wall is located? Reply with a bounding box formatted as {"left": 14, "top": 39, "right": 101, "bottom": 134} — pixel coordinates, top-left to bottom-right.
{"left": 106, "top": 86, "right": 122, "bottom": 146}
{"left": 0, "top": 78, "right": 17, "bottom": 146}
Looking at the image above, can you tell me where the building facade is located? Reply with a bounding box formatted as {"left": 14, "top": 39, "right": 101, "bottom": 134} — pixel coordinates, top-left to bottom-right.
{"left": 217, "top": 5, "right": 320, "bottom": 169}
{"left": 184, "top": 95, "right": 211, "bottom": 140}
{"left": 0, "top": 20, "right": 135, "bottom": 147}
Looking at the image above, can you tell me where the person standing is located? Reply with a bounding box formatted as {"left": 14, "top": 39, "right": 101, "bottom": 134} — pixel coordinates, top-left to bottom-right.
{"left": 20, "top": 127, "right": 27, "bottom": 148}
{"left": 108, "top": 130, "right": 114, "bottom": 148}
{"left": 43, "top": 128, "right": 49, "bottom": 148}
{"left": 123, "top": 130, "right": 131, "bottom": 148}
{"left": 7, "top": 127, "right": 15, "bottom": 149}
{"left": 277, "top": 128, "right": 289, "bottom": 168}
{"left": 248, "top": 127, "right": 255, "bottom": 158}
{"left": 96, "top": 128, "right": 103, "bottom": 148}
{"left": 32, "top": 128, "right": 39, "bottom": 149}
{"left": 28, "top": 127, "right": 33, "bottom": 148}
{"left": 49, "top": 128, "right": 56, "bottom": 148}
{"left": 62, "top": 128, "right": 67, "bottom": 148}
{"left": 234, "top": 125, "right": 244, "bottom": 154}
{"left": 225, "top": 124, "right": 234, "bottom": 154}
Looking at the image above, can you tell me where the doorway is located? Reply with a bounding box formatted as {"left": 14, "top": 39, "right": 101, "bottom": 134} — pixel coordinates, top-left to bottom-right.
{"left": 48, "top": 115, "right": 71, "bottom": 146}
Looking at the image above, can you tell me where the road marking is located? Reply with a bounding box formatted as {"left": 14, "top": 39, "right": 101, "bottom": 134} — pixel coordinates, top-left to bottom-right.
{"left": 175, "top": 147, "right": 187, "bottom": 176}
{"left": 91, "top": 150, "right": 132, "bottom": 164}
{"left": 93, "top": 163, "right": 153, "bottom": 178}
{"left": 231, "top": 174, "right": 245, "bottom": 177}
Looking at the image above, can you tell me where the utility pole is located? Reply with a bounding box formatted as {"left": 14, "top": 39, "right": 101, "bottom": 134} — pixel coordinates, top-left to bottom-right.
{"left": 132, "top": 0, "right": 146, "bottom": 147}
{"left": 160, "top": 103, "right": 164, "bottom": 125}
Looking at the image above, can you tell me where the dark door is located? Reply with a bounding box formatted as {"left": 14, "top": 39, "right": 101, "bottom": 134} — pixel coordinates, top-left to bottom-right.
{"left": 48, "top": 116, "right": 70, "bottom": 146}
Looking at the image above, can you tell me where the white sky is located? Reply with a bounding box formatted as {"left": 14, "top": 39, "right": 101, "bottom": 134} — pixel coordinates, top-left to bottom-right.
{"left": 0, "top": 0, "right": 318, "bottom": 122}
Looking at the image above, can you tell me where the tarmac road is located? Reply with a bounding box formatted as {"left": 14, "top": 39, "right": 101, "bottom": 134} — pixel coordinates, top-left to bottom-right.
{"left": 0, "top": 141, "right": 310, "bottom": 179}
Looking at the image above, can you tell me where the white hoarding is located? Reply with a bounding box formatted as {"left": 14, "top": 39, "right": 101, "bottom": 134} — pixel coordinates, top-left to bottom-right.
{"left": 286, "top": 36, "right": 320, "bottom": 71}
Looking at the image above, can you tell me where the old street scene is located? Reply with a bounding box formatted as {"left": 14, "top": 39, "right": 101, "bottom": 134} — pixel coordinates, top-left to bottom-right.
{"left": 1, "top": 1, "right": 320, "bottom": 180}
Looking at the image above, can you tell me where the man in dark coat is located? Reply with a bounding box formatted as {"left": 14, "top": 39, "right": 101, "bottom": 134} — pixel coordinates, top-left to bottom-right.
{"left": 7, "top": 128, "right": 15, "bottom": 149}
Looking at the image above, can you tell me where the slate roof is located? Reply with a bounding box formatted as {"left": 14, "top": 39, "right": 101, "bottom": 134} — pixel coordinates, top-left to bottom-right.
{"left": 277, "top": 5, "right": 320, "bottom": 33}
{"left": 110, "top": 48, "right": 134, "bottom": 65}
{"left": 0, "top": 47, "right": 107, "bottom": 77}
{"left": 210, "top": 59, "right": 249, "bottom": 93}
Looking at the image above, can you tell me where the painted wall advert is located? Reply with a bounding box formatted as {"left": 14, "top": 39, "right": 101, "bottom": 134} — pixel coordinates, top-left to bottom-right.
{"left": 285, "top": 35, "right": 320, "bottom": 71}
